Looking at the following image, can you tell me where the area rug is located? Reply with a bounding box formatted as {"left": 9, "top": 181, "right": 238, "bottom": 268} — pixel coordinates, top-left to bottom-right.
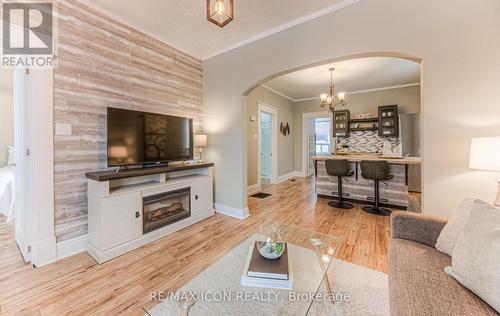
{"left": 147, "top": 237, "right": 389, "bottom": 316}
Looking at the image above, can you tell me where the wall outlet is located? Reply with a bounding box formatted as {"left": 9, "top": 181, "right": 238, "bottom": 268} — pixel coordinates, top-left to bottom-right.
{"left": 55, "top": 123, "right": 72, "bottom": 136}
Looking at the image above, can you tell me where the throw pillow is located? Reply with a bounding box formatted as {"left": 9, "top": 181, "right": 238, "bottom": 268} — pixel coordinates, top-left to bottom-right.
{"left": 445, "top": 199, "right": 500, "bottom": 313}
{"left": 435, "top": 198, "right": 474, "bottom": 255}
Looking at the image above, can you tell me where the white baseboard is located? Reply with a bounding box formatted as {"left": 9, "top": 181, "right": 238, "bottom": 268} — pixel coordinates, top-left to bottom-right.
{"left": 247, "top": 183, "right": 261, "bottom": 195}
{"left": 215, "top": 203, "right": 250, "bottom": 219}
{"left": 276, "top": 171, "right": 303, "bottom": 184}
{"left": 293, "top": 170, "right": 306, "bottom": 178}
{"left": 56, "top": 234, "right": 88, "bottom": 261}
{"left": 33, "top": 236, "right": 57, "bottom": 267}
{"left": 291, "top": 170, "right": 311, "bottom": 178}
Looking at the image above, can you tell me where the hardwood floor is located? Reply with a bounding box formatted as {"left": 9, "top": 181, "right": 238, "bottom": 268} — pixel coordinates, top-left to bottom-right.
{"left": 0, "top": 215, "right": 26, "bottom": 278}
{"left": 0, "top": 177, "right": 420, "bottom": 315}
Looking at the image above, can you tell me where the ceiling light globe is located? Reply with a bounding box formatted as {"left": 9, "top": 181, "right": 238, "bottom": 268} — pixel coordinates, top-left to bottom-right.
{"left": 215, "top": 0, "right": 225, "bottom": 14}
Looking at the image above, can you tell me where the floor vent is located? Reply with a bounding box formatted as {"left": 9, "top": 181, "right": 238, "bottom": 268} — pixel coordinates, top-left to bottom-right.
{"left": 251, "top": 193, "right": 272, "bottom": 199}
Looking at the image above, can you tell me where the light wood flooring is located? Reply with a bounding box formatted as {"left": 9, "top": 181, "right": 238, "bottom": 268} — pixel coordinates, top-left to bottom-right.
{"left": 0, "top": 177, "right": 420, "bottom": 315}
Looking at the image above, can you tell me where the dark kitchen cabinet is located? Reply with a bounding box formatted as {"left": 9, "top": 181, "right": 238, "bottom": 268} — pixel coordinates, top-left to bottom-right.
{"left": 378, "top": 105, "right": 399, "bottom": 137}
{"left": 333, "top": 110, "right": 350, "bottom": 138}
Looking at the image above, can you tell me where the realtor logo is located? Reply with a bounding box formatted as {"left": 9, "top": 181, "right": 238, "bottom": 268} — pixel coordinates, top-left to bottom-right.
{"left": 1, "top": 1, "right": 56, "bottom": 68}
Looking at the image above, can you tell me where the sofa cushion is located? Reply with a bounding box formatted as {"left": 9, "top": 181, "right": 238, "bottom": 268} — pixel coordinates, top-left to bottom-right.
{"left": 445, "top": 200, "right": 500, "bottom": 313}
{"left": 389, "top": 238, "right": 498, "bottom": 316}
{"left": 436, "top": 198, "right": 474, "bottom": 256}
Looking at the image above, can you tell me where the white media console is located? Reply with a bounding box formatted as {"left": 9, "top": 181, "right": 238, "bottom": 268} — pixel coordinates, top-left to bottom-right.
{"left": 85, "top": 163, "right": 214, "bottom": 263}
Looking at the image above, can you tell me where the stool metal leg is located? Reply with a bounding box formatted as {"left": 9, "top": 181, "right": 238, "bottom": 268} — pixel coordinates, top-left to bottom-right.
{"left": 328, "top": 176, "right": 353, "bottom": 209}
{"left": 362, "top": 179, "right": 391, "bottom": 216}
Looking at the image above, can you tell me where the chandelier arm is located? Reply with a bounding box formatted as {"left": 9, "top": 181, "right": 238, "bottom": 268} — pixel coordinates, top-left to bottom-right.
{"left": 320, "top": 67, "right": 348, "bottom": 112}
{"left": 333, "top": 100, "right": 346, "bottom": 108}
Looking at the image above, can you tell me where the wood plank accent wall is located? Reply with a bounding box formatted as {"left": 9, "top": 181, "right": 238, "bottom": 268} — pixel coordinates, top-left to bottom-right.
{"left": 54, "top": 0, "right": 203, "bottom": 242}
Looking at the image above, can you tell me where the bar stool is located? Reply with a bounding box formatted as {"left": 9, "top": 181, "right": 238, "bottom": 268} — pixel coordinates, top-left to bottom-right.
{"left": 360, "top": 160, "right": 394, "bottom": 216}
{"left": 325, "top": 159, "right": 354, "bottom": 209}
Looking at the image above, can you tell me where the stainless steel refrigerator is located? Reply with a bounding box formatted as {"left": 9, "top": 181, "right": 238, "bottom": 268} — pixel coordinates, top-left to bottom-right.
{"left": 399, "top": 113, "right": 421, "bottom": 192}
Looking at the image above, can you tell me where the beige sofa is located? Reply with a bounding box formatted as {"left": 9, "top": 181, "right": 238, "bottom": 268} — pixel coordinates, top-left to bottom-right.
{"left": 388, "top": 211, "right": 498, "bottom": 316}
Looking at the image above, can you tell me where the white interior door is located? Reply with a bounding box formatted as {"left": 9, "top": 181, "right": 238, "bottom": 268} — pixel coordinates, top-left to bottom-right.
{"left": 14, "top": 67, "right": 32, "bottom": 263}
{"left": 258, "top": 103, "right": 278, "bottom": 185}
{"left": 260, "top": 112, "right": 272, "bottom": 179}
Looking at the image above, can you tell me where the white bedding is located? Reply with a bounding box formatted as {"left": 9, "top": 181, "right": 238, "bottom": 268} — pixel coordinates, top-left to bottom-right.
{"left": 0, "top": 165, "right": 15, "bottom": 224}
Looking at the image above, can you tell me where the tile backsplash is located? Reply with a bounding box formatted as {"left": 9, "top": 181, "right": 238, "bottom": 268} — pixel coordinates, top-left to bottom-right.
{"left": 337, "top": 131, "right": 399, "bottom": 153}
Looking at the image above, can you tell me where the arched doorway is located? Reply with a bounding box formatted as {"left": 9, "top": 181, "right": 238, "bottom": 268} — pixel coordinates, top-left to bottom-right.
{"left": 242, "top": 52, "right": 423, "bottom": 213}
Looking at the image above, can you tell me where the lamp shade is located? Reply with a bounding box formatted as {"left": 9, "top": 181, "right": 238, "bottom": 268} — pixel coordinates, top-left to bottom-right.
{"left": 469, "top": 137, "right": 500, "bottom": 171}
{"left": 194, "top": 134, "right": 208, "bottom": 147}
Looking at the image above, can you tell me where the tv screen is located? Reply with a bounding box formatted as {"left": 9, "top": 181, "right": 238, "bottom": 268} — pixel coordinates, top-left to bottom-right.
{"left": 107, "top": 108, "right": 193, "bottom": 167}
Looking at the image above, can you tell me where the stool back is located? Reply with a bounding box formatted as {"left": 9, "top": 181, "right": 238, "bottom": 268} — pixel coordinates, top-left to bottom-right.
{"left": 360, "top": 160, "right": 391, "bottom": 180}
{"left": 325, "top": 159, "right": 351, "bottom": 177}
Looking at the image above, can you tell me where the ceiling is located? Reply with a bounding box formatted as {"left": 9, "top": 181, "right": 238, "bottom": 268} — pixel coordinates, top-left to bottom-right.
{"left": 263, "top": 57, "right": 421, "bottom": 101}
{"left": 84, "top": 0, "right": 351, "bottom": 60}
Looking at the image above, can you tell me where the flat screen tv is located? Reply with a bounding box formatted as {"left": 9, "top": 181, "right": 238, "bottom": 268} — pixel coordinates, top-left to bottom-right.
{"left": 107, "top": 108, "right": 193, "bottom": 167}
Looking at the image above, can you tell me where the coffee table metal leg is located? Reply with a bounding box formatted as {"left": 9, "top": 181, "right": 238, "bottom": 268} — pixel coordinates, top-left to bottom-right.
{"left": 179, "top": 293, "right": 197, "bottom": 316}
{"left": 310, "top": 239, "right": 335, "bottom": 304}
{"left": 323, "top": 273, "right": 334, "bottom": 302}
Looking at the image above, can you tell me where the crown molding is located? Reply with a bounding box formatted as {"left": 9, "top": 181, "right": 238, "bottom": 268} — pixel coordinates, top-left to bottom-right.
{"left": 294, "top": 96, "right": 321, "bottom": 102}
{"left": 261, "top": 84, "right": 296, "bottom": 102}
{"left": 270, "top": 82, "right": 421, "bottom": 103}
{"left": 76, "top": 0, "right": 360, "bottom": 61}
{"left": 203, "top": 0, "right": 361, "bottom": 60}
{"left": 348, "top": 82, "right": 421, "bottom": 95}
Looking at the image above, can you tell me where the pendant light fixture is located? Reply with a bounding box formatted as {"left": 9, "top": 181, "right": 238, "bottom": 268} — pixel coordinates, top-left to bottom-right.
{"left": 320, "top": 68, "right": 347, "bottom": 113}
{"left": 206, "top": 0, "right": 234, "bottom": 28}
{"left": 320, "top": 68, "right": 348, "bottom": 155}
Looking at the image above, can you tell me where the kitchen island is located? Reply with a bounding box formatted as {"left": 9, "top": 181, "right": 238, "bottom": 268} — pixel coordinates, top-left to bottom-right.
{"left": 311, "top": 155, "right": 422, "bottom": 209}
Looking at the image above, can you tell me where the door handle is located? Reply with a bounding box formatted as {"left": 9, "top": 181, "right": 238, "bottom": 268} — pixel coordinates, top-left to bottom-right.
{"left": 195, "top": 195, "right": 199, "bottom": 200}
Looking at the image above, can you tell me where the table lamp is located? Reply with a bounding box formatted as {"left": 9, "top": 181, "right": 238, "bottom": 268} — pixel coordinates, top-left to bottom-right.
{"left": 194, "top": 134, "right": 208, "bottom": 162}
{"left": 469, "top": 136, "right": 500, "bottom": 207}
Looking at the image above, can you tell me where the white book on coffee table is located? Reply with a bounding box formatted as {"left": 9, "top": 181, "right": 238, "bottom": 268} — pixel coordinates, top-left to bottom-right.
{"left": 240, "top": 243, "right": 294, "bottom": 290}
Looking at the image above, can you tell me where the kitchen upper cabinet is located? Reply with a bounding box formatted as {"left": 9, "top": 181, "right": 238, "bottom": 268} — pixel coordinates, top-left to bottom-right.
{"left": 379, "top": 105, "right": 399, "bottom": 137}
{"left": 333, "top": 110, "right": 350, "bottom": 138}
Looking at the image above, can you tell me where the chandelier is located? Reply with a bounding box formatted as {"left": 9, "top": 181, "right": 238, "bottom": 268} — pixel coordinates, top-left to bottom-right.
{"left": 320, "top": 68, "right": 347, "bottom": 113}
{"left": 206, "top": 0, "right": 234, "bottom": 28}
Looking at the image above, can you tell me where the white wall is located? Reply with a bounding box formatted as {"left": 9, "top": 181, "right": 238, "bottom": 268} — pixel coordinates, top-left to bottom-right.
{"left": 203, "top": 0, "right": 500, "bottom": 217}
{"left": 0, "top": 70, "right": 14, "bottom": 167}
{"left": 247, "top": 86, "right": 295, "bottom": 186}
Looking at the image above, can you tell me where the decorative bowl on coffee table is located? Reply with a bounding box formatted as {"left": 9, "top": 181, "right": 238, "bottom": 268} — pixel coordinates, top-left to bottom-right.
{"left": 257, "top": 226, "right": 285, "bottom": 260}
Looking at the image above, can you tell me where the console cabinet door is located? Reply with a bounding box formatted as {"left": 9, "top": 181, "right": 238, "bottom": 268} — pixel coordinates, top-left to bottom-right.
{"left": 191, "top": 177, "right": 213, "bottom": 216}
{"left": 101, "top": 192, "right": 142, "bottom": 250}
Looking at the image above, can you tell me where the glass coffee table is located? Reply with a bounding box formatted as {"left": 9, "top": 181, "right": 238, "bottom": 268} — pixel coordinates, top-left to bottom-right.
{"left": 142, "top": 222, "right": 342, "bottom": 316}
